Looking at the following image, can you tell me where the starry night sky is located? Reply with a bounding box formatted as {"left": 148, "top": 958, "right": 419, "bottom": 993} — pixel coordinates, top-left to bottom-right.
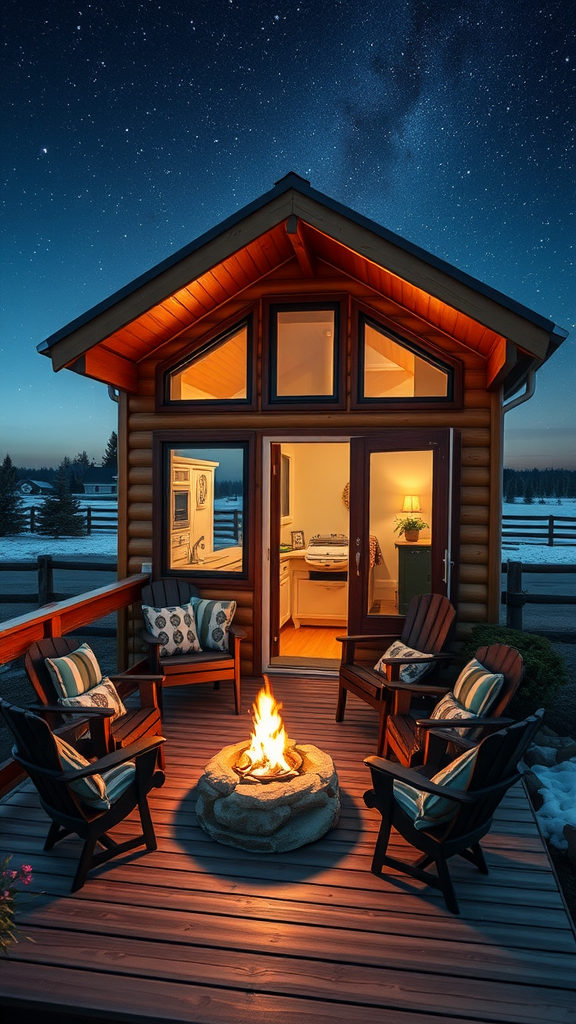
{"left": 1, "top": 0, "right": 574, "bottom": 469}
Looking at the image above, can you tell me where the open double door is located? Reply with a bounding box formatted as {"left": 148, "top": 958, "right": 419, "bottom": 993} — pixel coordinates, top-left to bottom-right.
{"left": 267, "top": 428, "right": 459, "bottom": 669}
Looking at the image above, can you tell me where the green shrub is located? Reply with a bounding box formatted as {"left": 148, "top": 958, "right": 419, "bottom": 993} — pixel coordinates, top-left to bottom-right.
{"left": 465, "top": 624, "right": 568, "bottom": 719}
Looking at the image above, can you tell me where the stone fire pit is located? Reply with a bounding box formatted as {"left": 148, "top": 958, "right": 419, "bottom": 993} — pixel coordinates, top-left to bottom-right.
{"left": 196, "top": 740, "right": 340, "bottom": 852}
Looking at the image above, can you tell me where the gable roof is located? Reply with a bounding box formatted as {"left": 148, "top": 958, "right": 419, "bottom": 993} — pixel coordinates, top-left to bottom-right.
{"left": 38, "top": 173, "right": 567, "bottom": 398}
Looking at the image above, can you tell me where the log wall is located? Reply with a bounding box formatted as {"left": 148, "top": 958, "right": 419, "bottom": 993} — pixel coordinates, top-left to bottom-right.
{"left": 123, "top": 260, "right": 500, "bottom": 671}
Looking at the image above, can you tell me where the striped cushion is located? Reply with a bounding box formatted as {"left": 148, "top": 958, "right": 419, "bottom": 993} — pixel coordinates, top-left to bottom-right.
{"left": 54, "top": 735, "right": 109, "bottom": 809}
{"left": 393, "top": 745, "right": 478, "bottom": 831}
{"left": 46, "top": 643, "right": 102, "bottom": 698}
{"left": 59, "top": 677, "right": 127, "bottom": 722}
{"left": 54, "top": 735, "right": 136, "bottom": 810}
{"left": 191, "top": 598, "right": 236, "bottom": 652}
{"left": 453, "top": 658, "right": 503, "bottom": 715}
{"left": 142, "top": 603, "right": 201, "bottom": 658}
{"left": 430, "top": 692, "right": 480, "bottom": 738}
{"left": 374, "top": 641, "right": 434, "bottom": 683}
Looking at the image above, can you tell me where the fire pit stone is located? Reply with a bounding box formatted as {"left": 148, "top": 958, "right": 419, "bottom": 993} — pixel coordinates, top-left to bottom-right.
{"left": 196, "top": 740, "right": 340, "bottom": 852}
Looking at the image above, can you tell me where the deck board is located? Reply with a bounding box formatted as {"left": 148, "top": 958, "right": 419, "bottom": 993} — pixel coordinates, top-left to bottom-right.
{"left": 1, "top": 675, "right": 575, "bottom": 1023}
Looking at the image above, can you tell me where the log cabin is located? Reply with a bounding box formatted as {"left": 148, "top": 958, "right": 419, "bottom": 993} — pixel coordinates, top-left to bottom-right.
{"left": 38, "top": 172, "right": 568, "bottom": 677}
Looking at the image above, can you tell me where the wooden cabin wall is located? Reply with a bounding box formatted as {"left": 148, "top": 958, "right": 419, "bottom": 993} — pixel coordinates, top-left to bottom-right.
{"left": 123, "top": 258, "right": 500, "bottom": 672}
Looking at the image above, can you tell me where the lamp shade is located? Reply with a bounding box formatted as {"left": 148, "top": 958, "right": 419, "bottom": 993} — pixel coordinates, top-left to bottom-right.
{"left": 401, "top": 495, "right": 421, "bottom": 513}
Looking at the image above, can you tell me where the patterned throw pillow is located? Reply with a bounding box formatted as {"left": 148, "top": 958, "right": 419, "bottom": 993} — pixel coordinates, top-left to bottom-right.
{"left": 46, "top": 643, "right": 103, "bottom": 699}
{"left": 190, "top": 597, "right": 237, "bottom": 652}
{"left": 430, "top": 692, "right": 480, "bottom": 738}
{"left": 393, "top": 744, "right": 478, "bottom": 831}
{"left": 374, "top": 640, "right": 434, "bottom": 683}
{"left": 142, "top": 602, "right": 201, "bottom": 658}
{"left": 59, "top": 678, "right": 127, "bottom": 722}
{"left": 452, "top": 658, "right": 504, "bottom": 715}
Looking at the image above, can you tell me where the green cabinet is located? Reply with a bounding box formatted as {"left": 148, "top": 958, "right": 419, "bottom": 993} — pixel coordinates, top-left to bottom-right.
{"left": 396, "top": 543, "right": 431, "bottom": 615}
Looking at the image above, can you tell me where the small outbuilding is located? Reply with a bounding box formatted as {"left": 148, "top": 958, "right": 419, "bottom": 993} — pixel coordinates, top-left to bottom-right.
{"left": 82, "top": 467, "right": 118, "bottom": 497}
{"left": 17, "top": 479, "right": 54, "bottom": 496}
{"left": 38, "top": 174, "right": 568, "bottom": 676}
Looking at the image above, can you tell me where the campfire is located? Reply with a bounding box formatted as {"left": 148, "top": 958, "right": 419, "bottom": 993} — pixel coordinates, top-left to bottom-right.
{"left": 235, "top": 679, "right": 302, "bottom": 782}
{"left": 196, "top": 676, "right": 340, "bottom": 852}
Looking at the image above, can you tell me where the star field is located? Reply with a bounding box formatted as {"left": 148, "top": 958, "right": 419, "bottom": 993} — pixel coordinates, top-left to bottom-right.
{"left": 1, "top": 0, "right": 574, "bottom": 467}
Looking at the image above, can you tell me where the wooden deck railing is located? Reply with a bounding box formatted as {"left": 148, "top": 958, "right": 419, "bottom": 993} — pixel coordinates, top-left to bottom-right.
{"left": 0, "top": 573, "right": 148, "bottom": 796}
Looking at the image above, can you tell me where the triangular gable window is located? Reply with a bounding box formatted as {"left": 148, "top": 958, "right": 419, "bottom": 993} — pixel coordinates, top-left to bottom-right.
{"left": 358, "top": 313, "right": 454, "bottom": 404}
{"left": 166, "top": 316, "right": 252, "bottom": 405}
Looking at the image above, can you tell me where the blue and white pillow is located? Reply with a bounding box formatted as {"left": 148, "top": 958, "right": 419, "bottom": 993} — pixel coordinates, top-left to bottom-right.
{"left": 374, "top": 640, "right": 434, "bottom": 683}
{"left": 55, "top": 734, "right": 136, "bottom": 810}
{"left": 190, "top": 597, "right": 236, "bottom": 652}
{"left": 430, "top": 692, "right": 479, "bottom": 738}
{"left": 59, "top": 678, "right": 127, "bottom": 722}
{"left": 393, "top": 744, "right": 478, "bottom": 830}
{"left": 142, "top": 602, "right": 201, "bottom": 658}
{"left": 452, "top": 658, "right": 503, "bottom": 715}
{"left": 46, "top": 643, "right": 102, "bottom": 698}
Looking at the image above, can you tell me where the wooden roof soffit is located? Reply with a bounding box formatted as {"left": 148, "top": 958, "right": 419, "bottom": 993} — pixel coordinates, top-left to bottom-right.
{"left": 69, "top": 347, "right": 138, "bottom": 393}
{"left": 486, "top": 338, "right": 519, "bottom": 391}
{"left": 286, "top": 215, "right": 315, "bottom": 276}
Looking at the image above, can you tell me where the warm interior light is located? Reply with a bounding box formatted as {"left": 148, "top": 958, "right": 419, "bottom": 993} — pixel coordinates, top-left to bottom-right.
{"left": 401, "top": 494, "right": 421, "bottom": 512}
{"left": 236, "top": 677, "right": 293, "bottom": 778}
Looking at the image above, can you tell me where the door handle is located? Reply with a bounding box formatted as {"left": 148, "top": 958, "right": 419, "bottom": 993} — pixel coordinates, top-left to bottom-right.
{"left": 355, "top": 550, "right": 361, "bottom": 576}
{"left": 442, "top": 548, "right": 453, "bottom": 585}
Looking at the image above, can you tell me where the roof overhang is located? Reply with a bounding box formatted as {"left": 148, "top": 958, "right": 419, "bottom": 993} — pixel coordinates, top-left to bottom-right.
{"left": 38, "top": 173, "right": 568, "bottom": 398}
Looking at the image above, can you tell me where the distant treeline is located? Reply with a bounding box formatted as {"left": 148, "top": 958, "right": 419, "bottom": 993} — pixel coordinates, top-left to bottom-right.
{"left": 503, "top": 468, "right": 576, "bottom": 503}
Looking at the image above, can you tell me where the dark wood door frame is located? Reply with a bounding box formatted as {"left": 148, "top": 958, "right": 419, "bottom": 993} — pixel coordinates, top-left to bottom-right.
{"left": 348, "top": 428, "right": 460, "bottom": 636}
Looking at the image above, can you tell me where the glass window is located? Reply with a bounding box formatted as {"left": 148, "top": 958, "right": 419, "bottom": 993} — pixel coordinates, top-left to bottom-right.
{"left": 166, "top": 445, "right": 246, "bottom": 574}
{"left": 270, "top": 305, "right": 338, "bottom": 401}
{"left": 168, "top": 320, "right": 249, "bottom": 403}
{"left": 361, "top": 317, "right": 451, "bottom": 400}
{"left": 280, "top": 453, "right": 291, "bottom": 522}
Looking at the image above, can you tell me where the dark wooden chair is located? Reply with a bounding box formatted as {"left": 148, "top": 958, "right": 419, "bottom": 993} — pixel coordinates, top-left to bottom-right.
{"left": 25, "top": 638, "right": 165, "bottom": 769}
{"left": 140, "top": 579, "right": 246, "bottom": 715}
{"left": 0, "top": 698, "right": 165, "bottom": 893}
{"left": 364, "top": 709, "right": 543, "bottom": 913}
{"left": 384, "top": 643, "right": 524, "bottom": 767}
{"left": 335, "top": 594, "right": 456, "bottom": 756}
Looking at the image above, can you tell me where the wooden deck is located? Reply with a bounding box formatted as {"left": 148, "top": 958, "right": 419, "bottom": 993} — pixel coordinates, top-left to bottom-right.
{"left": 1, "top": 675, "right": 575, "bottom": 1024}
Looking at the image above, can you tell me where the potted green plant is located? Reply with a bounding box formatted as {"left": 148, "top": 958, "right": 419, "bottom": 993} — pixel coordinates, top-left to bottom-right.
{"left": 393, "top": 515, "right": 429, "bottom": 542}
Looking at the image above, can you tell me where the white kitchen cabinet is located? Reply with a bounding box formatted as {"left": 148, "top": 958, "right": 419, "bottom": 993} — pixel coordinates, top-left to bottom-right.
{"left": 279, "top": 559, "right": 291, "bottom": 627}
{"left": 292, "top": 577, "right": 348, "bottom": 628}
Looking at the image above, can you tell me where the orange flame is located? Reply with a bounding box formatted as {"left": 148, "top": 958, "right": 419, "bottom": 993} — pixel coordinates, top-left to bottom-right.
{"left": 240, "top": 676, "right": 293, "bottom": 778}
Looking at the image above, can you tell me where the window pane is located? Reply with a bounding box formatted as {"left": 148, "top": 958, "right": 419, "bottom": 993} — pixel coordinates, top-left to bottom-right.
{"left": 169, "top": 324, "right": 248, "bottom": 401}
{"left": 276, "top": 310, "right": 335, "bottom": 397}
{"left": 363, "top": 322, "right": 449, "bottom": 398}
{"left": 168, "top": 447, "right": 245, "bottom": 573}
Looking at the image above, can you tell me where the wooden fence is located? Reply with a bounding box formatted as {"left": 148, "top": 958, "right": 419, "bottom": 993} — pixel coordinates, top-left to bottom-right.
{"left": 501, "top": 560, "right": 576, "bottom": 631}
{"left": 0, "top": 557, "right": 119, "bottom": 635}
{"left": 502, "top": 514, "right": 576, "bottom": 546}
{"left": 23, "top": 506, "right": 242, "bottom": 538}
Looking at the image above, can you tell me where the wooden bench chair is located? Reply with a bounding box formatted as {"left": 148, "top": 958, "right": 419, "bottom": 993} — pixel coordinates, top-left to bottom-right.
{"left": 336, "top": 593, "right": 456, "bottom": 756}
{"left": 0, "top": 698, "right": 165, "bottom": 893}
{"left": 25, "top": 638, "right": 165, "bottom": 768}
{"left": 383, "top": 643, "right": 524, "bottom": 767}
{"left": 140, "top": 579, "right": 246, "bottom": 715}
{"left": 364, "top": 709, "right": 543, "bottom": 913}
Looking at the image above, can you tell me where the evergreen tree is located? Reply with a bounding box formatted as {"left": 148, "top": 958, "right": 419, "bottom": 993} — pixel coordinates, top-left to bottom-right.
{"left": 0, "top": 454, "right": 27, "bottom": 535}
{"left": 523, "top": 478, "right": 534, "bottom": 504}
{"left": 102, "top": 431, "right": 118, "bottom": 469}
{"left": 35, "top": 463, "right": 85, "bottom": 538}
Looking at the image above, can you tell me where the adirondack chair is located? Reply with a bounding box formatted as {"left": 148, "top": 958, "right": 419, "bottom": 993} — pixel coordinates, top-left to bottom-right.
{"left": 140, "top": 579, "right": 246, "bottom": 715}
{"left": 364, "top": 709, "right": 543, "bottom": 913}
{"left": 335, "top": 594, "right": 456, "bottom": 756}
{"left": 383, "top": 643, "right": 524, "bottom": 767}
{"left": 25, "top": 638, "right": 165, "bottom": 768}
{"left": 0, "top": 698, "right": 165, "bottom": 892}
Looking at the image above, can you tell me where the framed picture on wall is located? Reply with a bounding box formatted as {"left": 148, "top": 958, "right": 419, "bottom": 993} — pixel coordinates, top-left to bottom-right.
{"left": 291, "top": 530, "right": 305, "bottom": 550}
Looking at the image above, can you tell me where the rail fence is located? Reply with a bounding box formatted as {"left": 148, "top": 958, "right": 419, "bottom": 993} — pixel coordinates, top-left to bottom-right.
{"left": 0, "top": 556, "right": 119, "bottom": 636}
{"left": 502, "top": 514, "right": 576, "bottom": 546}
{"left": 501, "top": 560, "right": 576, "bottom": 632}
{"left": 22, "top": 506, "right": 242, "bottom": 539}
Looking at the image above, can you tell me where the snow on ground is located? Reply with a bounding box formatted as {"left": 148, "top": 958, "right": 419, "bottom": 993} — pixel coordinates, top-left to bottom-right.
{"left": 530, "top": 760, "right": 576, "bottom": 850}
{"left": 502, "top": 497, "right": 576, "bottom": 564}
{"left": 1, "top": 534, "right": 116, "bottom": 559}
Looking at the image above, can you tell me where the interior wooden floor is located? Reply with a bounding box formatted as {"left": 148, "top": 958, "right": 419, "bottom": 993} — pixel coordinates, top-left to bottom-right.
{"left": 1, "top": 676, "right": 575, "bottom": 1024}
